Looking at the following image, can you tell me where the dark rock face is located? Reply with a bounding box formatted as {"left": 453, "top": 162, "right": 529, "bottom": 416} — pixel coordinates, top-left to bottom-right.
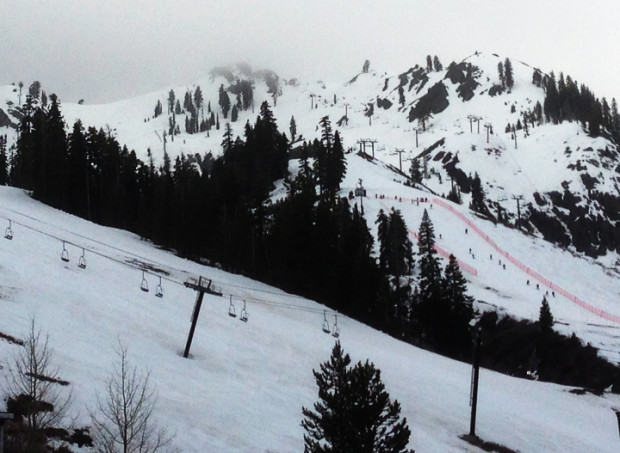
{"left": 445, "top": 61, "right": 480, "bottom": 101}
{"left": 376, "top": 97, "right": 393, "bottom": 109}
{"left": 528, "top": 189, "right": 620, "bottom": 256}
{"left": 408, "top": 82, "right": 449, "bottom": 122}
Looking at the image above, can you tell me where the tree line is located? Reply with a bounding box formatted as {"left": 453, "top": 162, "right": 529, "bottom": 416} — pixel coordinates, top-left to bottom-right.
{"left": 531, "top": 68, "right": 620, "bottom": 139}
{"left": 4, "top": 94, "right": 475, "bottom": 360}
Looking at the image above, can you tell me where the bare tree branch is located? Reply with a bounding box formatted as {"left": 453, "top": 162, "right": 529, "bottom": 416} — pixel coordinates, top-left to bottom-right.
{"left": 90, "top": 341, "right": 175, "bottom": 453}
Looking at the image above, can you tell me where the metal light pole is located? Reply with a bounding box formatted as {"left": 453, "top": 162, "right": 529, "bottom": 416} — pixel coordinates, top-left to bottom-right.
{"left": 469, "top": 328, "right": 482, "bottom": 437}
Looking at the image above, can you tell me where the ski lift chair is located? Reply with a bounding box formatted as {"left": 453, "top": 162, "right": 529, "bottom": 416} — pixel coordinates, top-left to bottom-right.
{"left": 61, "top": 241, "right": 70, "bottom": 262}
{"left": 322, "top": 310, "right": 331, "bottom": 334}
{"left": 140, "top": 271, "right": 149, "bottom": 292}
{"left": 155, "top": 276, "right": 164, "bottom": 298}
{"left": 332, "top": 314, "right": 340, "bottom": 338}
{"left": 4, "top": 220, "right": 13, "bottom": 240}
{"left": 239, "top": 300, "right": 248, "bottom": 322}
{"left": 228, "top": 296, "right": 237, "bottom": 317}
{"left": 78, "top": 248, "right": 86, "bottom": 269}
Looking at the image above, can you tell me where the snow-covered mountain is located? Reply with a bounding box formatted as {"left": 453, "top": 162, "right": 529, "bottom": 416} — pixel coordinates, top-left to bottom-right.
{"left": 1, "top": 51, "right": 620, "bottom": 451}
{"left": 1, "top": 166, "right": 620, "bottom": 452}
{"left": 1, "top": 52, "right": 617, "bottom": 259}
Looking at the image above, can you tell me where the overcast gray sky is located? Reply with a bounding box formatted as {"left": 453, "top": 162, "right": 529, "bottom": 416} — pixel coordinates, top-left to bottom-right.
{"left": 2, "top": 0, "right": 620, "bottom": 104}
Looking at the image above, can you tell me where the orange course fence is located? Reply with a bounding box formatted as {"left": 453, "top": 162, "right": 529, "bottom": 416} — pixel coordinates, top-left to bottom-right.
{"left": 432, "top": 197, "right": 620, "bottom": 324}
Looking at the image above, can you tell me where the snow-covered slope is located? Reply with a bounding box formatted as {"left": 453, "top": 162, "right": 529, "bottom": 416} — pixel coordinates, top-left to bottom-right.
{"left": 2, "top": 52, "right": 617, "bottom": 259}
{"left": 1, "top": 179, "right": 620, "bottom": 452}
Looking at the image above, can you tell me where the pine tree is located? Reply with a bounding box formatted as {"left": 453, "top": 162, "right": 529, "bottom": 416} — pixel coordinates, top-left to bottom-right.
{"left": 66, "top": 120, "right": 90, "bottom": 218}
{"left": 504, "top": 58, "right": 514, "bottom": 89}
{"left": 498, "top": 61, "right": 505, "bottom": 87}
{"left": 440, "top": 255, "right": 474, "bottom": 357}
{"left": 183, "top": 90, "right": 193, "bottom": 113}
{"left": 326, "top": 131, "right": 346, "bottom": 196}
{"left": 301, "top": 342, "right": 414, "bottom": 453}
{"left": 416, "top": 209, "right": 442, "bottom": 341}
{"left": 231, "top": 105, "right": 239, "bottom": 122}
{"left": 314, "top": 117, "right": 345, "bottom": 201}
{"left": 539, "top": 296, "right": 554, "bottom": 332}
{"left": 376, "top": 208, "right": 414, "bottom": 278}
{"left": 219, "top": 84, "right": 231, "bottom": 119}
{"left": 194, "top": 85, "right": 203, "bottom": 112}
{"left": 409, "top": 159, "right": 422, "bottom": 184}
{"left": 0, "top": 136, "right": 8, "bottom": 185}
{"left": 167, "top": 89, "right": 175, "bottom": 114}
{"left": 153, "top": 100, "right": 163, "bottom": 118}
{"left": 28, "top": 81, "right": 41, "bottom": 100}
{"left": 289, "top": 115, "right": 297, "bottom": 142}
{"left": 39, "top": 94, "right": 68, "bottom": 209}
{"left": 543, "top": 72, "right": 560, "bottom": 123}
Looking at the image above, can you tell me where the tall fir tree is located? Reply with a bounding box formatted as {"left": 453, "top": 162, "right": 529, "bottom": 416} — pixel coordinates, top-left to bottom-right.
{"left": 0, "top": 136, "right": 8, "bottom": 185}
{"left": 440, "top": 254, "right": 474, "bottom": 358}
{"left": 539, "top": 296, "right": 554, "bottom": 333}
{"left": 433, "top": 55, "right": 443, "bottom": 72}
{"left": 504, "top": 58, "right": 514, "bottom": 89}
{"left": 12, "top": 95, "right": 36, "bottom": 190}
{"left": 376, "top": 208, "right": 414, "bottom": 278}
{"left": 415, "top": 209, "right": 442, "bottom": 342}
{"left": 301, "top": 342, "right": 414, "bottom": 453}
{"left": 219, "top": 84, "right": 231, "bottom": 119}
{"left": 498, "top": 61, "right": 505, "bottom": 87}
{"left": 66, "top": 120, "right": 90, "bottom": 218}
{"left": 194, "top": 85, "right": 203, "bottom": 112}
{"left": 289, "top": 115, "right": 297, "bottom": 142}
{"left": 167, "top": 89, "right": 175, "bottom": 114}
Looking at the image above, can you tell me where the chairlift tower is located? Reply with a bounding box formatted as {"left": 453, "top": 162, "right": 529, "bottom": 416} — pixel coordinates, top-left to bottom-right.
{"left": 183, "top": 276, "right": 223, "bottom": 358}
{"left": 467, "top": 115, "right": 482, "bottom": 134}
{"left": 357, "top": 139, "right": 377, "bottom": 158}
{"left": 355, "top": 178, "right": 366, "bottom": 215}
{"left": 484, "top": 123, "right": 492, "bottom": 143}
{"left": 512, "top": 195, "right": 524, "bottom": 229}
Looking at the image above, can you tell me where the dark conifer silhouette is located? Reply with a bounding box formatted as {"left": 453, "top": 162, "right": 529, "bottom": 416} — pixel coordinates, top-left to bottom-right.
{"left": 301, "top": 342, "right": 415, "bottom": 453}
{"left": 415, "top": 209, "right": 442, "bottom": 342}
{"left": 539, "top": 296, "right": 554, "bottom": 332}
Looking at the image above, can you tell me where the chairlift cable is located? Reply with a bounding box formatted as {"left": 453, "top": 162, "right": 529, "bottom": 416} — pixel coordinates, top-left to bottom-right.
{"left": 0, "top": 212, "right": 341, "bottom": 319}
